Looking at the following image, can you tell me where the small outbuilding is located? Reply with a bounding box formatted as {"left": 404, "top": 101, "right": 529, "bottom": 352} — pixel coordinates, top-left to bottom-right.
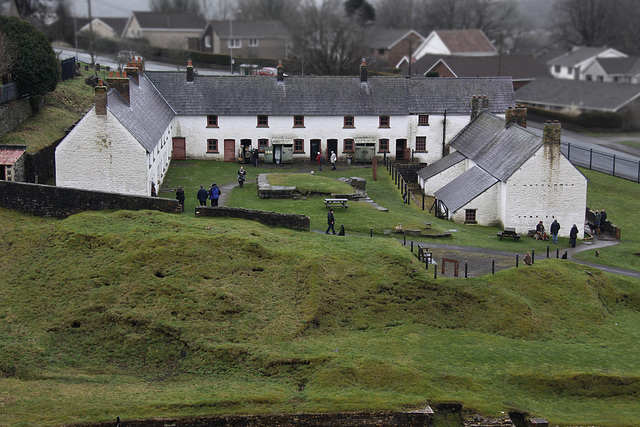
{"left": 0, "top": 145, "right": 26, "bottom": 182}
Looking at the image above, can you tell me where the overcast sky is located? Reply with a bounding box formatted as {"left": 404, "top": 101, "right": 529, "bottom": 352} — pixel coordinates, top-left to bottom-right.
{"left": 69, "top": 0, "right": 149, "bottom": 17}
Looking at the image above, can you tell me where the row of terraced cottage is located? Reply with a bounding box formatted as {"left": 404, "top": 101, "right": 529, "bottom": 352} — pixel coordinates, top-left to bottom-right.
{"left": 55, "top": 60, "right": 587, "bottom": 237}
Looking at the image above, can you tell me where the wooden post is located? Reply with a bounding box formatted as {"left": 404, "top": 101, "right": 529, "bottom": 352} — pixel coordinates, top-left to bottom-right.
{"left": 372, "top": 156, "right": 377, "bottom": 181}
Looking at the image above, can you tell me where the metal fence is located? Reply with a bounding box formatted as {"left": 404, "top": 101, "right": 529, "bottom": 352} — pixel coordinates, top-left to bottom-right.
{"left": 0, "top": 82, "right": 18, "bottom": 104}
{"left": 562, "top": 141, "right": 640, "bottom": 182}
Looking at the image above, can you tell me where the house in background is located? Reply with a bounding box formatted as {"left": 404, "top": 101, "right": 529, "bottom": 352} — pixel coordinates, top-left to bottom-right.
{"left": 401, "top": 54, "right": 551, "bottom": 90}
{"left": 0, "top": 145, "right": 26, "bottom": 182}
{"left": 199, "top": 20, "right": 292, "bottom": 59}
{"left": 515, "top": 77, "right": 640, "bottom": 131}
{"left": 418, "top": 104, "right": 587, "bottom": 236}
{"left": 547, "top": 46, "right": 627, "bottom": 80}
{"left": 366, "top": 28, "right": 424, "bottom": 68}
{"left": 55, "top": 60, "right": 516, "bottom": 196}
{"left": 581, "top": 56, "right": 640, "bottom": 84}
{"left": 413, "top": 29, "right": 497, "bottom": 61}
{"left": 75, "top": 17, "right": 128, "bottom": 39}
{"left": 56, "top": 61, "right": 174, "bottom": 196}
{"left": 122, "top": 11, "right": 207, "bottom": 50}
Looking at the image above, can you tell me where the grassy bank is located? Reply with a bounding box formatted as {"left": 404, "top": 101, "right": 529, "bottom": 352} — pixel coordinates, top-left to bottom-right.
{"left": 2, "top": 207, "right": 640, "bottom": 425}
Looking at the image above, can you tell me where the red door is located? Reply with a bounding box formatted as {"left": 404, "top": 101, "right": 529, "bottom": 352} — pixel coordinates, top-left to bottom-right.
{"left": 224, "top": 139, "right": 236, "bottom": 161}
{"left": 172, "top": 137, "right": 186, "bottom": 160}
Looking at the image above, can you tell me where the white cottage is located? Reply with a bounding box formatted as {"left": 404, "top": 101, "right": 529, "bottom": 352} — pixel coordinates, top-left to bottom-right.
{"left": 56, "top": 60, "right": 516, "bottom": 196}
{"left": 418, "top": 103, "right": 587, "bottom": 237}
{"left": 56, "top": 63, "right": 175, "bottom": 197}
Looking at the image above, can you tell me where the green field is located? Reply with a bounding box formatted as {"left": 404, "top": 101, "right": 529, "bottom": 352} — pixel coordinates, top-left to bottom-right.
{"left": 2, "top": 162, "right": 640, "bottom": 425}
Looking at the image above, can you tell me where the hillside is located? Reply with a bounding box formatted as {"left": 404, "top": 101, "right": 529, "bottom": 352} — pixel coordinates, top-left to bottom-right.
{"left": 2, "top": 208, "right": 640, "bottom": 426}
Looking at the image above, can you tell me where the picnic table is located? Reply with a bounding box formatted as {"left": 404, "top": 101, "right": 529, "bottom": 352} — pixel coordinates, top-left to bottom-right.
{"left": 497, "top": 227, "right": 521, "bottom": 241}
{"left": 324, "top": 198, "right": 349, "bottom": 210}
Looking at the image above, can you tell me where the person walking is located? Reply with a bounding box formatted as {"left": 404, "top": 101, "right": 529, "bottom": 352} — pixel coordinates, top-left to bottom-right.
{"left": 330, "top": 151, "right": 337, "bottom": 170}
{"left": 550, "top": 219, "right": 560, "bottom": 244}
{"left": 176, "top": 186, "right": 185, "bottom": 211}
{"left": 326, "top": 209, "right": 336, "bottom": 234}
{"left": 316, "top": 151, "right": 323, "bottom": 172}
{"left": 197, "top": 185, "right": 208, "bottom": 206}
{"left": 569, "top": 224, "right": 579, "bottom": 248}
{"left": 594, "top": 209, "right": 601, "bottom": 236}
{"left": 237, "top": 166, "right": 246, "bottom": 188}
{"left": 209, "top": 183, "right": 221, "bottom": 207}
{"left": 150, "top": 182, "right": 157, "bottom": 197}
{"left": 600, "top": 208, "right": 607, "bottom": 233}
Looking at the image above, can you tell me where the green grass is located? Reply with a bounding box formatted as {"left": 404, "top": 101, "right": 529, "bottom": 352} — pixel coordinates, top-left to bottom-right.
{"left": 0, "top": 66, "right": 95, "bottom": 153}
{"left": 2, "top": 207, "right": 640, "bottom": 425}
{"left": 573, "top": 168, "right": 640, "bottom": 271}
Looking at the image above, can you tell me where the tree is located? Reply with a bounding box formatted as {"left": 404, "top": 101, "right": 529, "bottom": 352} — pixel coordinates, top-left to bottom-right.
{"left": 0, "top": 30, "right": 16, "bottom": 82}
{"left": 0, "top": 16, "right": 58, "bottom": 97}
{"left": 373, "top": 0, "right": 425, "bottom": 30}
{"left": 149, "top": 0, "right": 203, "bottom": 14}
{"left": 550, "top": 0, "right": 615, "bottom": 48}
{"left": 345, "top": 0, "right": 375, "bottom": 25}
{"left": 235, "top": 0, "right": 295, "bottom": 21}
{"left": 290, "top": 0, "right": 369, "bottom": 75}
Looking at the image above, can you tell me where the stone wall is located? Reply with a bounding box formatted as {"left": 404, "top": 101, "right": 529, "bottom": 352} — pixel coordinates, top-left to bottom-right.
{"left": 26, "top": 137, "right": 62, "bottom": 183}
{"left": 86, "top": 411, "right": 433, "bottom": 426}
{"left": 196, "top": 206, "right": 310, "bottom": 231}
{"left": 0, "top": 181, "right": 180, "bottom": 218}
{"left": 0, "top": 98, "right": 33, "bottom": 138}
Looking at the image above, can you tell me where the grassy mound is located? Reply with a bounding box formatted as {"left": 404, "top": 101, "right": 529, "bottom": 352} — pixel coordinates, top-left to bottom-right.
{"left": 3, "top": 208, "right": 640, "bottom": 425}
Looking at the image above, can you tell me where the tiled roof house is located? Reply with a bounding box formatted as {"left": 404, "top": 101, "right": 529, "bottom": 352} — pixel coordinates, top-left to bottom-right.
{"left": 122, "top": 11, "right": 207, "bottom": 49}
{"left": 413, "top": 29, "right": 497, "bottom": 61}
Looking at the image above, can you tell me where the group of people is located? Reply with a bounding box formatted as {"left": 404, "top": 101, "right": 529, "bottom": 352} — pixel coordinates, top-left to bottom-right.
{"left": 534, "top": 219, "right": 580, "bottom": 248}
{"left": 316, "top": 151, "right": 338, "bottom": 172}
{"left": 592, "top": 208, "right": 607, "bottom": 236}
{"left": 196, "top": 184, "right": 222, "bottom": 207}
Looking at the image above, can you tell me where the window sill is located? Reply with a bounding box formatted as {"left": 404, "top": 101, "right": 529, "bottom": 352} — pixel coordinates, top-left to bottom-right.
{"left": 464, "top": 220, "right": 477, "bottom": 224}
{"left": 343, "top": 126, "right": 355, "bottom": 129}
{"left": 206, "top": 125, "right": 219, "bottom": 128}
{"left": 378, "top": 150, "right": 390, "bottom": 153}
{"left": 293, "top": 125, "right": 305, "bottom": 128}
{"left": 378, "top": 126, "right": 390, "bottom": 129}
{"left": 257, "top": 125, "right": 269, "bottom": 128}
{"left": 418, "top": 124, "right": 430, "bottom": 126}
{"left": 414, "top": 150, "right": 427, "bottom": 153}
{"left": 206, "top": 151, "right": 219, "bottom": 154}
{"left": 294, "top": 151, "right": 305, "bottom": 154}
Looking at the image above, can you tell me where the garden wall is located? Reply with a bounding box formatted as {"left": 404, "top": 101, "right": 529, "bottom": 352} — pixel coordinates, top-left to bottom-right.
{"left": 195, "top": 206, "right": 310, "bottom": 231}
{"left": 0, "top": 181, "right": 179, "bottom": 218}
{"left": 0, "top": 97, "right": 32, "bottom": 138}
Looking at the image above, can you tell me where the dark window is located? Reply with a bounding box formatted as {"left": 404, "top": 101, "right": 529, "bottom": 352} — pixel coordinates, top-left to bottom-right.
{"left": 207, "top": 139, "right": 218, "bottom": 152}
{"left": 379, "top": 138, "right": 389, "bottom": 152}
{"left": 554, "top": 65, "right": 560, "bottom": 73}
{"left": 257, "top": 115, "right": 269, "bottom": 127}
{"left": 379, "top": 115, "right": 390, "bottom": 128}
{"left": 465, "top": 209, "right": 477, "bottom": 223}
{"left": 294, "top": 116, "right": 304, "bottom": 127}
{"left": 258, "top": 138, "right": 269, "bottom": 152}
{"left": 344, "top": 116, "right": 354, "bottom": 128}
{"left": 294, "top": 139, "right": 304, "bottom": 153}
{"left": 343, "top": 138, "right": 354, "bottom": 152}
{"left": 207, "top": 115, "right": 218, "bottom": 127}
{"left": 416, "top": 136, "right": 426, "bottom": 151}
{"left": 418, "top": 115, "right": 429, "bottom": 125}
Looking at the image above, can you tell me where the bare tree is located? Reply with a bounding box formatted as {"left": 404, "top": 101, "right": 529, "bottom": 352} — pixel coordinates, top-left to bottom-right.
{"left": 551, "top": 0, "right": 615, "bottom": 47}
{"left": 373, "top": 0, "right": 425, "bottom": 30}
{"left": 234, "top": 0, "right": 295, "bottom": 21}
{"left": 290, "top": 0, "right": 369, "bottom": 75}
{"left": 149, "top": 0, "right": 203, "bottom": 14}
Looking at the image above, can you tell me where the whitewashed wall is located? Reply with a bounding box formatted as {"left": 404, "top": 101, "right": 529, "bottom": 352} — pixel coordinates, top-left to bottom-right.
{"left": 147, "top": 125, "right": 173, "bottom": 195}
{"left": 452, "top": 182, "right": 500, "bottom": 226}
{"left": 172, "top": 113, "right": 473, "bottom": 163}
{"left": 420, "top": 159, "right": 468, "bottom": 195}
{"left": 501, "top": 145, "right": 587, "bottom": 237}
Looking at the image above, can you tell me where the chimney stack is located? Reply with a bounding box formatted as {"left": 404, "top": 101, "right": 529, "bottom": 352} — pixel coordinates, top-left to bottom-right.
{"left": 125, "top": 61, "right": 139, "bottom": 85}
{"left": 95, "top": 79, "right": 107, "bottom": 115}
{"left": 360, "top": 58, "right": 368, "bottom": 83}
{"left": 543, "top": 120, "right": 562, "bottom": 145}
{"left": 106, "top": 71, "right": 130, "bottom": 104}
{"left": 514, "top": 106, "right": 527, "bottom": 128}
{"left": 277, "top": 60, "right": 284, "bottom": 82}
{"left": 470, "top": 95, "right": 481, "bottom": 121}
{"left": 505, "top": 106, "right": 515, "bottom": 127}
{"left": 187, "top": 59, "right": 194, "bottom": 82}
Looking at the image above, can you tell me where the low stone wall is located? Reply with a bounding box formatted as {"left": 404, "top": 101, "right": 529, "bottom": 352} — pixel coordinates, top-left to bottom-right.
{"left": 195, "top": 206, "right": 310, "bottom": 231}
{"left": 0, "top": 181, "right": 180, "bottom": 218}
{"left": 0, "top": 98, "right": 33, "bottom": 139}
{"left": 84, "top": 411, "right": 433, "bottom": 426}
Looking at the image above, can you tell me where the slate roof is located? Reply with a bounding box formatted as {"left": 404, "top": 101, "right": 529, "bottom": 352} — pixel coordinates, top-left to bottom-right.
{"left": 514, "top": 77, "right": 640, "bottom": 112}
{"left": 367, "top": 28, "right": 423, "bottom": 49}
{"left": 132, "top": 11, "right": 206, "bottom": 30}
{"left": 209, "top": 20, "right": 291, "bottom": 39}
{"left": 76, "top": 17, "right": 128, "bottom": 35}
{"left": 450, "top": 112, "right": 541, "bottom": 181}
{"left": 144, "top": 72, "right": 515, "bottom": 116}
{"left": 402, "top": 54, "right": 551, "bottom": 80}
{"left": 547, "top": 46, "right": 620, "bottom": 67}
{"left": 417, "top": 150, "right": 465, "bottom": 180}
{"left": 595, "top": 57, "right": 640, "bottom": 76}
{"left": 435, "top": 29, "right": 497, "bottom": 55}
{"left": 0, "top": 147, "right": 25, "bottom": 165}
{"left": 107, "top": 74, "right": 175, "bottom": 153}
{"left": 434, "top": 166, "right": 498, "bottom": 213}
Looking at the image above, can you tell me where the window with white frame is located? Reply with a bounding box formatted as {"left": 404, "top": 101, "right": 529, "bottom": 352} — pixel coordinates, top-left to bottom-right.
{"left": 228, "top": 38, "right": 241, "bottom": 48}
{"left": 205, "top": 35, "right": 212, "bottom": 48}
{"left": 249, "top": 38, "right": 258, "bottom": 47}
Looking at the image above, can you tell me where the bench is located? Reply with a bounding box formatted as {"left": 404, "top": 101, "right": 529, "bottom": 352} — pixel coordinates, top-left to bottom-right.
{"left": 417, "top": 244, "right": 433, "bottom": 263}
{"left": 497, "top": 227, "right": 521, "bottom": 241}
{"left": 325, "top": 198, "right": 349, "bottom": 210}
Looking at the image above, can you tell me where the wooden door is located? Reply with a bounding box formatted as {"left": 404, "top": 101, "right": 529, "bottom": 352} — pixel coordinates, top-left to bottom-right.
{"left": 224, "top": 139, "right": 236, "bottom": 161}
{"left": 172, "top": 137, "right": 186, "bottom": 160}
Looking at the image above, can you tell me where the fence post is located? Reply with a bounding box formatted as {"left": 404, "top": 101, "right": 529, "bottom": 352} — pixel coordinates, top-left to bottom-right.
{"left": 434, "top": 264, "right": 437, "bottom": 279}
{"left": 465, "top": 262, "right": 468, "bottom": 278}
{"left": 637, "top": 160, "right": 640, "bottom": 183}
{"left": 589, "top": 149, "right": 593, "bottom": 169}
{"left": 547, "top": 244, "right": 550, "bottom": 258}
{"left": 370, "top": 228, "right": 373, "bottom": 237}
{"left": 422, "top": 192, "right": 425, "bottom": 210}
{"left": 613, "top": 154, "right": 616, "bottom": 176}
{"left": 556, "top": 248, "right": 559, "bottom": 258}
{"left": 492, "top": 259, "right": 495, "bottom": 274}
{"left": 532, "top": 249, "right": 535, "bottom": 264}
{"left": 567, "top": 142, "right": 571, "bottom": 160}
{"left": 516, "top": 254, "right": 519, "bottom": 267}
{"left": 410, "top": 240, "right": 413, "bottom": 252}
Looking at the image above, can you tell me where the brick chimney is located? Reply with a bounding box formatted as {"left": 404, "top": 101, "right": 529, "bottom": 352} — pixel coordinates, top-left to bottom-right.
{"left": 125, "top": 62, "right": 139, "bottom": 85}
{"left": 277, "top": 60, "right": 284, "bottom": 82}
{"left": 360, "top": 58, "right": 368, "bottom": 83}
{"left": 95, "top": 79, "right": 107, "bottom": 116}
{"left": 470, "top": 95, "right": 481, "bottom": 121}
{"left": 132, "top": 56, "right": 144, "bottom": 73}
{"left": 505, "top": 106, "right": 515, "bottom": 127}
{"left": 543, "top": 120, "right": 561, "bottom": 145}
{"left": 187, "top": 59, "right": 194, "bottom": 82}
{"left": 505, "top": 106, "right": 527, "bottom": 128}
{"left": 106, "top": 71, "right": 130, "bottom": 104}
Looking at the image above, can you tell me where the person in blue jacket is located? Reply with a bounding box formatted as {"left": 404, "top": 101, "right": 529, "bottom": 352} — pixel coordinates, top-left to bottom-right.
{"left": 208, "top": 183, "right": 221, "bottom": 207}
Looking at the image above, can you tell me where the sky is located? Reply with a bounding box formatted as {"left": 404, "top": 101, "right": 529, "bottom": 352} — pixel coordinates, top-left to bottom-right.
{"left": 69, "top": 0, "right": 150, "bottom": 18}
